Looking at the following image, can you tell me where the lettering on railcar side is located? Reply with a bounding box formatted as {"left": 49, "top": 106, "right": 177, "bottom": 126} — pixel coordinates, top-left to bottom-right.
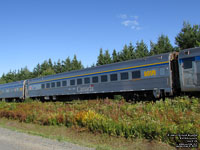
{"left": 144, "top": 70, "right": 156, "bottom": 77}
{"left": 77, "top": 86, "right": 94, "bottom": 92}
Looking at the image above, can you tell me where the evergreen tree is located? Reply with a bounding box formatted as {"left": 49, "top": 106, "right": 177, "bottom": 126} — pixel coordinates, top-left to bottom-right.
{"left": 62, "top": 57, "right": 72, "bottom": 71}
{"left": 128, "top": 42, "right": 136, "bottom": 59}
{"left": 41, "top": 68, "right": 55, "bottom": 76}
{"left": 71, "top": 55, "right": 83, "bottom": 70}
{"left": 97, "top": 48, "right": 104, "bottom": 66}
{"left": 0, "top": 74, "right": 6, "bottom": 84}
{"left": 150, "top": 34, "right": 174, "bottom": 55}
{"left": 18, "top": 67, "right": 32, "bottom": 80}
{"left": 4, "top": 71, "right": 15, "bottom": 82}
{"left": 54, "top": 59, "right": 63, "bottom": 73}
{"left": 175, "top": 21, "right": 200, "bottom": 49}
{"left": 48, "top": 58, "right": 53, "bottom": 69}
{"left": 104, "top": 50, "right": 112, "bottom": 64}
{"left": 41, "top": 60, "right": 49, "bottom": 73}
{"left": 135, "top": 40, "right": 149, "bottom": 58}
{"left": 119, "top": 44, "right": 132, "bottom": 61}
{"left": 112, "top": 49, "right": 118, "bottom": 63}
{"left": 33, "top": 63, "right": 42, "bottom": 78}
{"left": 91, "top": 63, "right": 96, "bottom": 67}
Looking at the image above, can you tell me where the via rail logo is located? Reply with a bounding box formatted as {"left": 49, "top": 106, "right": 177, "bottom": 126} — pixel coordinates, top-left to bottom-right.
{"left": 144, "top": 70, "right": 156, "bottom": 77}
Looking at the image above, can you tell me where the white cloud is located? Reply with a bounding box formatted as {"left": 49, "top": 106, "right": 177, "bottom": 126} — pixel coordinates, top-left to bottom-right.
{"left": 131, "top": 26, "right": 141, "bottom": 30}
{"left": 118, "top": 14, "right": 141, "bottom": 30}
{"left": 118, "top": 14, "right": 128, "bottom": 19}
{"left": 131, "top": 15, "right": 139, "bottom": 20}
{"left": 121, "top": 20, "right": 139, "bottom": 27}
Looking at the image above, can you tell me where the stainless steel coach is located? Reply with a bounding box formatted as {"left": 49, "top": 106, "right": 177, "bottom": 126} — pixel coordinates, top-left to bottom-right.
{"left": 0, "top": 47, "right": 200, "bottom": 101}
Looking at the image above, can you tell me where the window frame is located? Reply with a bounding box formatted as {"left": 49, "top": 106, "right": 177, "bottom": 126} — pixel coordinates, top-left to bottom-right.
{"left": 41, "top": 84, "right": 45, "bottom": 89}
{"left": 101, "top": 75, "right": 108, "bottom": 82}
{"left": 62, "top": 80, "right": 67, "bottom": 87}
{"left": 77, "top": 78, "right": 83, "bottom": 85}
{"left": 70, "top": 79, "right": 75, "bottom": 86}
{"left": 120, "top": 72, "right": 129, "bottom": 80}
{"left": 84, "top": 77, "right": 90, "bottom": 84}
{"left": 92, "top": 76, "right": 98, "bottom": 83}
{"left": 110, "top": 73, "right": 118, "bottom": 81}
{"left": 51, "top": 82, "right": 55, "bottom": 88}
{"left": 183, "top": 58, "right": 194, "bottom": 69}
{"left": 132, "top": 70, "right": 141, "bottom": 79}
{"left": 46, "top": 83, "right": 50, "bottom": 88}
{"left": 56, "top": 81, "right": 61, "bottom": 87}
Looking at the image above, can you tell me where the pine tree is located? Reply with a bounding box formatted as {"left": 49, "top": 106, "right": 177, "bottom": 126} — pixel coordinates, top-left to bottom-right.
{"left": 150, "top": 34, "right": 174, "bottom": 55}
{"left": 103, "top": 50, "right": 112, "bottom": 64}
{"left": 91, "top": 63, "right": 96, "bottom": 67}
{"left": 112, "top": 49, "right": 118, "bottom": 63}
{"left": 41, "top": 60, "right": 49, "bottom": 73}
{"left": 119, "top": 44, "right": 132, "bottom": 61}
{"left": 135, "top": 40, "right": 149, "bottom": 58}
{"left": 97, "top": 48, "right": 104, "bottom": 66}
{"left": 71, "top": 55, "right": 83, "bottom": 70}
{"left": 54, "top": 59, "right": 63, "bottom": 73}
{"left": 18, "top": 67, "right": 32, "bottom": 80}
{"left": 128, "top": 42, "right": 136, "bottom": 59}
{"left": 62, "top": 57, "right": 71, "bottom": 71}
{"left": 41, "top": 68, "right": 55, "bottom": 76}
{"left": 33, "top": 63, "right": 42, "bottom": 77}
{"left": 175, "top": 21, "right": 200, "bottom": 49}
{"left": 48, "top": 58, "right": 53, "bottom": 69}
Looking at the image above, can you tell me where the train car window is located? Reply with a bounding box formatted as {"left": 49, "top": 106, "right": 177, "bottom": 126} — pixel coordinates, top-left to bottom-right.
{"left": 46, "top": 83, "right": 50, "bottom": 88}
{"left": 56, "top": 82, "right": 61, "bottom": 87}
{"left": 62, "top": 81, "right": 67, "bottom": 86}
{"left": 77, "top": 78, "right": 82, "bottom": 85}
{"left": 41, "top": 84, "right": 45, "bottom": 89}
{"left": 51, "top": 82, "right": 55, "bottom": 88}
{"left": 132, "top": 71, "right": 141, "bottom": 79}
{"left": 120, "top": 72, "right": 129, "bottom": 80}
{"left": 110, "top": 74, "right": 118, "bottom": 81}
{"left": 183, "top": 58, "right": 194, "bottom": 69}
{"left": 101, "top": 75, "right": 108, "bottom": 82}
{"left": 92, "top": 76, "right": 98, "bottom": 83}
{"left": 84, "top": 77, "right": 90, "bottom": 84}
{"left": 70, "top": 79, "right": 75, "bottom": 86}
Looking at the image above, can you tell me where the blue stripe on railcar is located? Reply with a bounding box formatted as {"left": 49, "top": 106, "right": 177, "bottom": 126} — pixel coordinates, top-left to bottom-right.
{"left": 179, "top": 56, "right": 200, "bottom": 63}
{"left": 196, "top": 56, "right": 200, "bottom": 61}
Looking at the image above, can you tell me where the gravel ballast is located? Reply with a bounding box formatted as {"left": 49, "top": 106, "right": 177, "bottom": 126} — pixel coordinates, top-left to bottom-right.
{"left": 0, "top": 127, "right": 95, "bottom": 150}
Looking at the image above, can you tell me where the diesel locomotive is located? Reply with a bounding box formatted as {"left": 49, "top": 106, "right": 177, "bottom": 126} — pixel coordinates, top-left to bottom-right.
{"left": 0, "top": 47, "right": 199, "bottom": 101}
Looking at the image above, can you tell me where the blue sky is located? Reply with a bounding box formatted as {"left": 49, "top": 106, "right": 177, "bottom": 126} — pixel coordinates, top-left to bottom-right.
{"left": 0, "top": 0, "right": 199, "bottom": 76}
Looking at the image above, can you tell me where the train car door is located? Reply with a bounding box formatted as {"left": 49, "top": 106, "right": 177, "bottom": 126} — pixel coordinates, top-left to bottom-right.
{"left": 23, "top": 80, "right": 29, "bottom": 99}
{"left": 180, "top": 57, "right": 195, "bottom": 87}
{"left": 195, "top": 57, "right": 200, "bottom": 86}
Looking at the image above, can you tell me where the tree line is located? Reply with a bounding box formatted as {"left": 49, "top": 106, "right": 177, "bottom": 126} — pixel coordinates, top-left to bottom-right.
{"left": 0, "top": 55, "right": 83, "bottom": 84}
{"left": 97, "top": 22, "right": 200, "bottom": 66}
{"left": 0, "top": 22, "right": 200, "bottom": 84}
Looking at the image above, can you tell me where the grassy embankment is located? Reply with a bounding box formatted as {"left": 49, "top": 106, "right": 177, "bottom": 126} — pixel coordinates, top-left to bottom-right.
{"left": 0, "top": 96, "right": 199, "bottom": 149}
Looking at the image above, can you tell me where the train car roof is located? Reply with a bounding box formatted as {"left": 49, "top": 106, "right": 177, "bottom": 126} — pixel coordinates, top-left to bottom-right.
{"left": 178, "top": 47, "right": 200, "bottom": 59}
{"left": 0, "top": 80, "right": 24, "bottom": 88}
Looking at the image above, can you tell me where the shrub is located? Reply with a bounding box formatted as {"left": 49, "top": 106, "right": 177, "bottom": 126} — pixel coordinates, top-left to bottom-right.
{"left": 0, "top": 97, "right": 199, "bottom": 146}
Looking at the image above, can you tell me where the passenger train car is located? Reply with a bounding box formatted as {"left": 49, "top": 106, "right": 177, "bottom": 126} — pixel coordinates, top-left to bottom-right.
{"left": 0, "top": 47, "right": 199, "bottom": 101}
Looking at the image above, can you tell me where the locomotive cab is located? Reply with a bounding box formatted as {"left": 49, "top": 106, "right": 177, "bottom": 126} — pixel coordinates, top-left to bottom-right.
{"left": 178, "top": 47, "right": 200, "bottom": 92}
